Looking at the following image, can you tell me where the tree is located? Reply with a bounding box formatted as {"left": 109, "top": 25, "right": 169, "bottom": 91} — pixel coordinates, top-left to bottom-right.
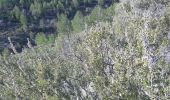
{"left": 48, "top": 34, "right": 56, "bottom": 44}
{"left": 13, "top": 6, "right": 21, "bottom": 20}
{"left": 103, "top": 4, "right": 116, "bottom": 21}
{"left": 20, "top": 12, "right": 27, "bottom": 31}
{"left": 71, "top": 11, "right": 84, "bottom": 33}
{"left": 88, "top": 0, "right": 92, "bottom": 4}
{"left": 19, "top": 0, "right": 24, "bottom": 8}
{"left": 98, "top": 0, "right": 104, "bottom": 6}
{"left": 35, "top": 32, "right": 48, "bottom": 45}
{"left": 57, "top": 14, "right": 71, "bottom": 33}
{"left": 83, "top": 0, "right": 88, "bottom": 4}
{"left": 30, "top": 1, "right": 42, "bottom": 17}
{"left": 57, "top": 1, "right": 64, "bottom": 11}
{"left": 72, "top": 0, "right": 79, "bottom": 8}
{"left": 0, "top": 0, "right": 7, "bottom": 9}
{"left": 85, "top": 6, "right": 102, "bottom": 24}
{"left": 29, "top": 31, "right": 35, "bottom": 39}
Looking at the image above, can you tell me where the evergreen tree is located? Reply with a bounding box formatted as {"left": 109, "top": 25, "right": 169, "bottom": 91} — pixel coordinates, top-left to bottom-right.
{"left": 88, "top": 0, "right": 92, "bottom": 4}
{"left": 57, "top": 14, "right": 70, "bottom": 33}
{"left": 98, "top": 0, "right": 104, "bottom": 6}
{"left": 20, "top": 12, "right": 27, "bottom": 30}
{"left": 30, "top": 1, "right": 42, "bottom": 17}
{"left": 71, "top": 11, "right": 84, "bottom": 33}
{"left": 57, "top": 1, "right": 64, "bottom": 11}
{"left": 13, "top": 6, "right": 21, "bottom": 20}
{"left": 86, "top": 6, "right": 102, "bottom": 24}
{"left": 73, "top": 0, "right": 79, "bottom": 8}
{"left": 103, "top": 4, "right": 115, "bottom": 21}
{"left": 0, "top": 0, "right": 7, "bottom": 9}
{"left": 19, "top": 0, "right": 24, "bottom": 8}
{"left": 35, "top": 32, "right": 48, "bottom": 45}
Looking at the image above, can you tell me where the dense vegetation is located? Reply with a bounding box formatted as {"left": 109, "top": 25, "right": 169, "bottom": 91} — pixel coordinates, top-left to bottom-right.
{"left": 0, "top": 0, "right": 170, "bottom": 100}
{"left": 0, "top": 0, "right": 118, "bottom": 52}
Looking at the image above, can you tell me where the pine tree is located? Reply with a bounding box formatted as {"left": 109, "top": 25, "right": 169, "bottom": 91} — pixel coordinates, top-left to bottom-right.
{"left": 20, "top": 12, "right": 27, "bottom": 31}
{"left": 71, "top": 11, "right": 84, "bottom": 33}
{"left": 13, "top": 6, "right": 21, "bottom": 20}
{"left": 73, "top": 0, "right": 79, "bottom": 8}
{"left": 98, "top": 0, "right": 104, "bottom": 6}
{"left": 86, "top": 6, "right": 102, "bottom": 24}
{"left": 57, "top": 14, "right": 70, "bottom": 33}
{"left": 30, "top": 1, "right": 42, "bottom": 17}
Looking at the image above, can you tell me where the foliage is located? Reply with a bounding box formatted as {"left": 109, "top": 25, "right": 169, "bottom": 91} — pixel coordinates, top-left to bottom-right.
{"left": 35, "top": 33, "right": 48, "bottom": 45}
{"left": 13, "top": 6, "right": 21, "bottom": 20}
{"left": 57, "top": 14, "right": 71, "bottom": 34}
{"left": 98, "top": 0, "right": 105, "bottom": 6}
{"left": 30, "top": 1, "right": 43, "bottom": 17}
{"left": 0, "top": 0, "right": 118, "bottom": 52}
{"left": 20, "top": 12, "right": 27, "bottom": 30}
{"left": 47, "top": 34, "right": 56, "bottom": 44}
{"left": 71, "top": 11, "right": 84, "bottom": 33}
{"left": 0, "top": 0, "right": 170, "bottom": 100}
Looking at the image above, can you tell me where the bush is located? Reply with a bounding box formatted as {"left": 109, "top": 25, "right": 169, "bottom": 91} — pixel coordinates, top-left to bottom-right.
{"left": 35, "top": 32, "right": 48, "bottom": 45}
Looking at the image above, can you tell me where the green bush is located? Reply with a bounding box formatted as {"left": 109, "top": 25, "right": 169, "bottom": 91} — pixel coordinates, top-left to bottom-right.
{"left": 35, "top": 32, "right": 48, "bottom": 45}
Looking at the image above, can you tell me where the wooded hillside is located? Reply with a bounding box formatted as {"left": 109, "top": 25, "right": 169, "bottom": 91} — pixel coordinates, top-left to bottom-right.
{"left": 0, "top": 0, "right": 170, "bottom": 100}
{"left": 0, "top": 0, "right": 118, "bottom": 53}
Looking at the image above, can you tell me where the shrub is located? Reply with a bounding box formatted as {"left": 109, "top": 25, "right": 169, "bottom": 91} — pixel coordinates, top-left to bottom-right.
{"left": 35, "top": 32, "right": 48, "bottom": 45}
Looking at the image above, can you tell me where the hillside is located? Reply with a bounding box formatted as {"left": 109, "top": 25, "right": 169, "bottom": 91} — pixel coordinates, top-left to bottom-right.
{"left": 0, "top": 0, "right": 118, "bottom": 53}
{"left": 0, "top": 0, "right": 170, "bottom": 100}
